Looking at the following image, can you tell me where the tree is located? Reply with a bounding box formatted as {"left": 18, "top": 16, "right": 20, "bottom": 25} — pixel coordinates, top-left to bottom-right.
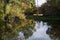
{"left": 0, "top": 0, "right": 35, "bottom": 40}
{"left": 47, "top": 0, "right": 60, "bottom": 7}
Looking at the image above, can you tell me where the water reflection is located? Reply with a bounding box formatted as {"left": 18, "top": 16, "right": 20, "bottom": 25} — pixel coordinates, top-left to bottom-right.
{"left": 18, "top": 21, "right": 51, "bottom": 40}
{"left": 27, "top": 21, "right": 51, "bottom": 40}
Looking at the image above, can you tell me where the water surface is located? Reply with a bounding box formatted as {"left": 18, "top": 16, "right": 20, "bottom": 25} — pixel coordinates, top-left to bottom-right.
{"left": 18, "top": 21, "right": 51, "bottom": 40}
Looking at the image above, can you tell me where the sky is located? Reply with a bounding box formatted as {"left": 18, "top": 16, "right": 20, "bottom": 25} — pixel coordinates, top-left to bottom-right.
{"left": 35, "top": 0, "right": 47, "bottom": 7}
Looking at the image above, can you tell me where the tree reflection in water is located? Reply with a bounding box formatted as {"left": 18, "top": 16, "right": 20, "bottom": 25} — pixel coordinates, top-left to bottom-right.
{"left": 26, "top": 21, "right": 51, "bottom": 40}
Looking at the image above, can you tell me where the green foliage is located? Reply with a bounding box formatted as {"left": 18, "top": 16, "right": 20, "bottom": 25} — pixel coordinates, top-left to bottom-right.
{"left": 0, "top": 0, "right": 60, "bottom": 40}
{"left": 0, "top": 0, "right": 35, "bottom": 40}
